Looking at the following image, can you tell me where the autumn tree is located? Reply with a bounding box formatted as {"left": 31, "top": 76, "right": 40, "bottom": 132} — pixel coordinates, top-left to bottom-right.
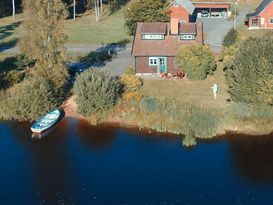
{"left": 19, "top": 0, "right": 68, "bottom": 92}
{"left": 175, "top": 44, "right": 216, "bottom": 80}
{"left": 225, "top": 37, "right": 273, "bottom": 105}
{"left": 124, "top": 0, "right": 169, "bottom": 35}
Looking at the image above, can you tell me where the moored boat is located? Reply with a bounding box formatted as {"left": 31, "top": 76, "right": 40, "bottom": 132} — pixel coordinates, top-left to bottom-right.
{"left": 31, "top": 109, "right": 63, "bottom": 133}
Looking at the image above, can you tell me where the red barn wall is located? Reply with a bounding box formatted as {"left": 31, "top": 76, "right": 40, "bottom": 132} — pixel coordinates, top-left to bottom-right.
{"left": 259, "top": 2, "right": 273, "bottom": 29}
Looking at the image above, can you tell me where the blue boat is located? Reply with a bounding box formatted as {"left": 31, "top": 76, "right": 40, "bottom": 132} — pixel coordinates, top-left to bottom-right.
{"left": 31, "top": 109, "right": 62, "bottom": 133}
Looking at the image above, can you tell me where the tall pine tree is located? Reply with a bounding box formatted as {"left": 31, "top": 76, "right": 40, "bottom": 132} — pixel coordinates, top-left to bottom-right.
{"left": 19, "top": 0, "right": 68, "bottom": 91}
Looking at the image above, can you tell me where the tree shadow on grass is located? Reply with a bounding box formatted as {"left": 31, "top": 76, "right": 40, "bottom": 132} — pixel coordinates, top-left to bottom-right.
{"left": 71, "top": 39, "right": 130, "bottom": 71}
{"left": 0, "top": 21, "right": 21, "bottom": 41}
{"left": 0, "top": 38, "right": 18, "bottom": 53}
{"left": 0, "top": 55, "right": 17, "bottom": 74}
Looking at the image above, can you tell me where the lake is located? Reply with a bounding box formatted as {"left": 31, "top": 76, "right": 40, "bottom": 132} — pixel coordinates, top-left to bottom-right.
{"left": 1, "top": 117, "right": 273, "bottom": 205}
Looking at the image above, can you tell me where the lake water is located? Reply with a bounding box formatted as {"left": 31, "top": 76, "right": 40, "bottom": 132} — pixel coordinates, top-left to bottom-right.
{"left": 1, "top": 117, "right": 273, "bottom": 205}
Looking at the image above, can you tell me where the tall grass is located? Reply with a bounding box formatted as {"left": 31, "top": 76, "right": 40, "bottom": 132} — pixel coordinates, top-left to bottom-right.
{"left": 132, "top": 98, "right": 221, "bottom": 146}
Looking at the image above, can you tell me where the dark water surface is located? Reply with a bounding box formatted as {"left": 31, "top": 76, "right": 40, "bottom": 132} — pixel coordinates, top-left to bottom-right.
{"left": 1, "top": 118, "right": 273, "bottom": 205}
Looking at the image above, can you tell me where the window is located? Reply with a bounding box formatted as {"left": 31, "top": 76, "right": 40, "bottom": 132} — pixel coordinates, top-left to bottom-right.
{"left": 173, "top": 2, "right": 178, "bottom": 7}
{"left": 149, "top": 57, "right": 158, "bottom": 66}
{"left": 270, "top": 18, "right": 273, "bottom": 24}
{"left": 252, "top": 18, "right": 258, "bottom": 27}
{"left": 180, "top": 35, "right": 195, "bottom": 40}
{"left": 142, "top": 34, "right": 165, "bottom": 40}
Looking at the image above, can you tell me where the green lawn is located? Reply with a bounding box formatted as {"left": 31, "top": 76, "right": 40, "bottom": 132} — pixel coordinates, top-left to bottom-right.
{"left": 140, "top": 63, "right": 230, "bottom": 109}
{"left": 65, "top": 8, "right": 130, "bottom": 45}
{"left": 0, "top": 7, "right": 130, "bottom": 46}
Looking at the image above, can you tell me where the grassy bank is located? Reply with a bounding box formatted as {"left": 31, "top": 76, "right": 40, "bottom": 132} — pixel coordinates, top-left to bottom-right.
{"left": 78, "top": 62, "right": 273, "bottom": 145}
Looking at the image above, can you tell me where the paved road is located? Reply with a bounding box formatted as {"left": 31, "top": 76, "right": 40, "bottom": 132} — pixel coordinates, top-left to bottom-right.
{"left": 1, "top": 44, "right": 134, "bottom": 76}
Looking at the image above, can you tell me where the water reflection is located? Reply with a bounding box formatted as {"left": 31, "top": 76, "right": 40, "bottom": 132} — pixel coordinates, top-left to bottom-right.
{"left": 2, "top": 119, "right": 273, "bottom": 204}
{"left": 76, "top": 120, "right": 117, "bottom": 151}
{"left": 229, "top": 133, "right": 273, "bottom": 184}
{"left": 9, "top": 119, "right": 75, "bottom": 204}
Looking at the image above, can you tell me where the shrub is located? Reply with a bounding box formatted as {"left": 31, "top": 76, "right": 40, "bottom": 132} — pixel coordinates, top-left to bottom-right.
{"left": 225, "top": 36, "right": 273, "bottom": 105}
{"left": 0, "top": 70, "right": 26, "bottom": 89}
{"left": 221, "top": 43, "right": 239, "bottom": 67}
{"left": 15, "top": 54, "right": 34, "bottom": 70}
{"left": 122, "top": 91, "right": 143, "bottom": 102}
{"left": 223, "top": 28, "right": 239, "bottom": 47}
{"left": 139, "top": 97, "right": 159, "bottom": 112}
{"left": 0, "top": 78, "right": 59, "bottom": 121}
{"left": 124, "top": 65, "right": 136, "bottom": 75}
{"left": 119, "top": 74, "right": 142, "bottom": 91}
{"left": 73, "top": 69, "right": 121, "bottom": 117}
{"left": 175, "top": 44, "right": 216, "bottom": 80}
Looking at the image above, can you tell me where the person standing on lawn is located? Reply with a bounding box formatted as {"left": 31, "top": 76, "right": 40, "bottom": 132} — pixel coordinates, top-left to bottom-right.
{"left": 211, "top": 83, "right": 218, "bottom": 100}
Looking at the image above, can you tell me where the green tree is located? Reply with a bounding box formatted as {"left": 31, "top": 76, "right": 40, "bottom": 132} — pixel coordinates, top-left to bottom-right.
{"left": 226, "top": 37, "right": 273, "bottom": 105}
{"left": 19, "top": 0, "right": 68, "bottom": 91}
{"left": 73, "top": 69, "right": 121, "bottom": 117}
{"left": 223, "top": 28, "right": 239, "bottom": 47}
{"left": 175, "top": 44, "right": 216, "bottom": 80}
{"left": 124, "top": 0, "right": 169, "bottom": 35}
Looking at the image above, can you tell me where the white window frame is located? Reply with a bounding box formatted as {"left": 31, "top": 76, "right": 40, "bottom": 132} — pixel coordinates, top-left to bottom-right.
{"left": 180, "top": 34, "right": 195, "bottom": 40}
{"left": 149, "top": 57, "right": 158, "bottom": 66}
{"left": 270, "top": 18, "right": 273, "bottom": 24}
{"left": 142, "top": 34, "right": 165, "bottom": 40}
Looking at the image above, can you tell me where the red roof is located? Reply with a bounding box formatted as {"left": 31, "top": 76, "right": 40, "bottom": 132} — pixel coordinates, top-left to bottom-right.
{"left": 141, "top": 22, "right": 167, "bottom": 34}
{"left": 180, "top": 23, "right": 196, "bottom": 34}
{"left": 132, "top": 22, "right": 203, "bottom": 56}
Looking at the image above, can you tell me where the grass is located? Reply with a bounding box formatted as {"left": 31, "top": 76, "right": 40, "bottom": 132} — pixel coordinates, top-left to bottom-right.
{"left": 140, "top": 63, "right": 229, "bottom": 109}
{"left": 65, "top": 7, "right": 130, "bottom": 45}
{"left": 0, "top": 7, "right": 130, "bottom": 47}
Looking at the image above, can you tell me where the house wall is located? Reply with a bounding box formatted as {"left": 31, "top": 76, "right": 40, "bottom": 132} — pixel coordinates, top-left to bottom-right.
{"left": 169, "top": 5, "right": 190, "bottom": 23}
{"left": 259, "top": 2, "right": 273, "bottom": 29}
{"left": 135, "top": 56, "right": 179, "bottom": 74}
{"left": 248, "top": 16, "right": 260, "bottom": 28}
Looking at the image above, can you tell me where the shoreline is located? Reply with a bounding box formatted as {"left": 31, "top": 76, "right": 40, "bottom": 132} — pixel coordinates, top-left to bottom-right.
{"left": 60, "top": 96, "right": 273, "bottom": 138}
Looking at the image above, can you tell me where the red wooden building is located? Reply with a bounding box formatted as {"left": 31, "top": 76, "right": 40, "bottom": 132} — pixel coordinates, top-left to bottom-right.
{"left": 169, "top": 0, "right": 231, "bottom": 21}
{"left": 131, "top": 20, "right": 203, "bottom": 76}
{"left": 246, "top": 0, "right": 273, "bottom": 29}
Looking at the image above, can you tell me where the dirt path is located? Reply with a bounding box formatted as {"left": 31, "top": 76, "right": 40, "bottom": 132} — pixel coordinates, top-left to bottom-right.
{"left": 61, "top": 96, "right": 84, "bottom": 119}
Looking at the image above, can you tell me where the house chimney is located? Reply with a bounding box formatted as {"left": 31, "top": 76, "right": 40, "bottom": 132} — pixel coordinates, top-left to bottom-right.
{"left": 170, "top": 18, "right": 179, "bottom": 35}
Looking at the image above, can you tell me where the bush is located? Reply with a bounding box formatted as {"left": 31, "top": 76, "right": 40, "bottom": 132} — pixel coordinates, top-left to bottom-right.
{"left": 0, "top": 78, "right": 59, "bottom": 121}
{"left": 119, "top": 73, "right": 142, "bottom": 92}
{"left": 225, "top": 36, "right": 273, "bottom": 105}
{"left": 175, "top": 44, "right": 216, "bottom": 80}
{"left": 223, "top": 28, "right": 239, "bottom": 47}
{"left": 0, "top": 70, "right": 26, "bottom": 89}
{"left": 15, "top": 54, "right": 34, "bottom": 70}
{"left": 122, "top": 91, "right": 143, "bottom": 102}
{"left": 124, "top": 65, "right": 136, "bottom": 75}
{"left": 73, "top": 69, "right": 121, "bottom": 117}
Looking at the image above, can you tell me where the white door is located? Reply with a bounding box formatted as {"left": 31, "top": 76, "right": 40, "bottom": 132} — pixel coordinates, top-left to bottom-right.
{"left": 261, "top": 17, "right": 265, "bottom": 26}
